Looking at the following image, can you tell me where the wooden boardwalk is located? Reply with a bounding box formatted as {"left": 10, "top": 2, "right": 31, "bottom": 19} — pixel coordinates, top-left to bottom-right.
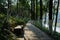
{"left": 24, "top": 23, "right": 54, "bottom": 40}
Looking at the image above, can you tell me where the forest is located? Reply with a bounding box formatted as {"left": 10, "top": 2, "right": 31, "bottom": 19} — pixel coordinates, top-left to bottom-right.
{"left": 0, "top": 0, "right": 60, "bottom": 40}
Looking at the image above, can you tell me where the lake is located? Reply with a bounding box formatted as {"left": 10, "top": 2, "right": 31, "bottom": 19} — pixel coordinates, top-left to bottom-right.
{"left": 43, "top": 12, "right": 60, "bottom": 33}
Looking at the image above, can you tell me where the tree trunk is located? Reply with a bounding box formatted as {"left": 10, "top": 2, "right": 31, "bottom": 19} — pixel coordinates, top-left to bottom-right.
{"left": 17, "top": 0, "right": 18, "bottom": 17}
{"left": 40, "top": 0, "right": 43, "bottom": 27}
{"left": 49, "top": 0, "right": 53, "bottom": 35}
{"left": 54, "top": 0, "right": 59, "bottom": 33}
{"left": 36, "top": 0, "right": 38, "bottom": 20}
{"left": 31, "top": 0, "right": 35, "bottom": 20}
{"left": 7, "top": 0, "right": 10, "bottom": 21}
{"left": 44, "top": 12, "right": 46, "bottom": 24}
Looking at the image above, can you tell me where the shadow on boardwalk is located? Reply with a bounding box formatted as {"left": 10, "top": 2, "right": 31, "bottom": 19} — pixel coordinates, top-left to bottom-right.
{"left": 24, "top": 22, "right": 54, "bottom": 40}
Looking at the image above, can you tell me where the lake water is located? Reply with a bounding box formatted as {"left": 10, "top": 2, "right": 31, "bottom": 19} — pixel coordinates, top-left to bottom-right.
{"left": 43, "top": 12, "right": 60, "bottom": 33}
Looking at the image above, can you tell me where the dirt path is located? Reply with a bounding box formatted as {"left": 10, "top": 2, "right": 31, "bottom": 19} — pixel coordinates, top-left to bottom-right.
{"left": 24, "top": 23, "right": 54, "bottom": 40}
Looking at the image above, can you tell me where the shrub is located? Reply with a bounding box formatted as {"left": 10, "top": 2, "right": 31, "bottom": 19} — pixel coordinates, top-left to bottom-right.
{"left": 7, "top": 16, "right": 16, "bottom": 27}
{"left": 0, "top": 29, "right": 16, "bottom": 40}
{"left": 0, "top": 13, "right": 6, "bottom": 19}
{"left": 15, "top": 18, "right": 25, "bottom": 25}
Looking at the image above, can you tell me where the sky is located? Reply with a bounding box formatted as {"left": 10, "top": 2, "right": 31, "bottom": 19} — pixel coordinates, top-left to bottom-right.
{"left": 12, "top": 0, "right": 17, "bottom": 5}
